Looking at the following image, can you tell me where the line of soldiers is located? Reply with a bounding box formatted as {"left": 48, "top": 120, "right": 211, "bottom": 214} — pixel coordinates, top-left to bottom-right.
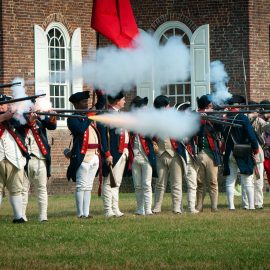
{"left": 1, "top": 90, "right": 269, "bottom": 223}
{"left": 0, "top": 94, "right": 56, "bottom": 223}
{"left": 66, "top": 91, "right": 270, "bottom": 219}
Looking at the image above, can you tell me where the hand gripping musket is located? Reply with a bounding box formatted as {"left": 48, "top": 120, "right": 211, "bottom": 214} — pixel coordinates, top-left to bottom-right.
{"left": 0, "top": 82, "right": 21, "bottom": 89}
{"left": 0, "top": 93, "right": 46, "bottom": 105}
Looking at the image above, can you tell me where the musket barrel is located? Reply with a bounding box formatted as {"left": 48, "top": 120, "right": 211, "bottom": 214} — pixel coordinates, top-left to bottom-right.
{"left": 0, "top": 82, "right": 21, "bottom": 89}
{"left": 0, "top": 93, "right": 46, "bottom": 105}
{"left": 26, "top": 112, "right": 86, "bottom": 119}
{"left": 201, "top": 115, "right": 243, "bottom": 127}
{"left": 53, "top": 108, "right": 108, "bottom": 113}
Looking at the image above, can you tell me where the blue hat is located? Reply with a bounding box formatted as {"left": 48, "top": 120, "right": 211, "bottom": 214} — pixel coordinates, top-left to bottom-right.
{"left": 107, "top": 91, "right": 125, "bottom": 104}
{"left": 69, "top": 91, "right": 90, "bottom": 104}
{"left": 154, "top": 95, "right": 170, "bottom": 109}
{"left": 130, "top": 96, "right": 148, "bottom": 108}
{"left": 197, "top": 94, "right": 212, "bottom": 109}
{"left": 227, "top": 95, "right": 246, "bottom": 105}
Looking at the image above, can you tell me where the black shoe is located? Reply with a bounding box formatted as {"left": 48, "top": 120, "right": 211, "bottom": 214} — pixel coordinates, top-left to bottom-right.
{"left": 13, "top": 218, "right": 25, "bottom": 224}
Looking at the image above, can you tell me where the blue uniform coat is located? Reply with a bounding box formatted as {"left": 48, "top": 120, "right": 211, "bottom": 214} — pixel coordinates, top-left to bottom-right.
{"left": 67, "top": 117, "right": 93, "bottom": 182}
{"left": 223, "top": 113, "right": 259, "bottom": 176}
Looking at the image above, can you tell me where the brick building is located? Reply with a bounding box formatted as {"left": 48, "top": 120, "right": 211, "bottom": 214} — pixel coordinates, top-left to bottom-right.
{"left": 0, "top": 0, "right": 269, "bottom": 193}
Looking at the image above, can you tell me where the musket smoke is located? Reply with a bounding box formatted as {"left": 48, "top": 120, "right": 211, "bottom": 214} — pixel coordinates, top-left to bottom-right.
{"left": 11, "top": 77, "right": 34, "bottom": 124}
{"left": 34, "top": 89, "right": 52, "bottom": 112}
{"left": 91, "top": 108, "right": 200, "bottom": 140}
{"left": 210, "top": 60, "right": 232, "bottom": 105}
{"left": 71, "top": 32, "right": 190, "bottom": 97}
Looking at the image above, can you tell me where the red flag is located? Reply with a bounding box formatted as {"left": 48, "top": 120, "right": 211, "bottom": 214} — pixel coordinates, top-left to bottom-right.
{"left": 91, "top": 0, "right": 139, "bottom": 48}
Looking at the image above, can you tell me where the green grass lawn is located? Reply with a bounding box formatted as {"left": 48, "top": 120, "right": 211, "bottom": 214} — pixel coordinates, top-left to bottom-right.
{"left": 0, "top": 192, "right": 269, "bottom": 270}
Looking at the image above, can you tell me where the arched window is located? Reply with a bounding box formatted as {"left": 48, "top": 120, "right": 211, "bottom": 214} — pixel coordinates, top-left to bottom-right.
{"left": 154, "top": 21, "right": 192, "bottom": 106}
{"left": 47, "top": 24, "right": 70, "bottom": 117}
{"left": 34, "top": 23, "right": 82, "bottom": 126}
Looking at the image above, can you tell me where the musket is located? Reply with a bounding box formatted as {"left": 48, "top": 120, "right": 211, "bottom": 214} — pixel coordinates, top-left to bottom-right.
{"left": 202, "top": 115, "right": 244, "bottom": 123}
{"left": 0, "top": 82, "right": 21, "bottom": 89}
{"left": 217, "top": 103, "right": 270, "bottom": 109}
{"left": 29, "top": 112, "right": 87, "bottom": 119}
{"left": 0, "top": 93, "right": 46, "bottom": 105}
{"left": 53, "top": 108, "right": 108, "bottom": 114}
{"left": 242, "top": 51, "right": 249, "bottom": 105}
{"left": 203, "top": 109, "right": 270, "bottom": 115}
{"left": 109, "top": 165, "right": 117, "bottom": 188}
{"left": 201, "top": 115, "right": 243, "bottom": 127}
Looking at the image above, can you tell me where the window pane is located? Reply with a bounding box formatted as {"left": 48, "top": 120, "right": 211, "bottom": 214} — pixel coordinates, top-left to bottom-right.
{"left": 60, "top": 98, "right": 65, "bottom": 108}
{"left": 163, "top": 29, "right": 174, "bottom": 40}
{"left": 182, "top": 34, "right": 190, "bottom": 46}
{"left": 47, "top": 26, "right": 69, "bottom": 114}
{"left": 56, "top": 60, "right": 60, "bottom": 71}
{"left": 55, "top": 29, "right": 61, "bottom": 38}
{"left": 60, "top": 72, "right": 65, "bottom": 83}
{"left": 50, "top": 98, "right": 55, "bottom": 107}
{"left": 60, "top": 49, "right": 65, "bottom": 60}
{"left": 175, "top": 28, "right": 185, "bottom": 37}
{"left": 55, "top": 48, "right": 60, "bottom": 59}
{"left": 55, "top": 86, "right": 59, "bottom": 96}
{"left": 50, "top": 86, "right": 54, "bottom": 96}
{"left": 177, "top": 84, "right": 183, "bottom": 95}
{"left": 49, "top": 48, "right": 54, "bottom": 58}
{"left": 61, "top": 61, "right": 65, "bottom": 71}
{"left": 169, "top": 84, "right": 175, "bottom": 96}
{"left": 168, "top": 97, "right": 175, "bottom": 106}
{"left": 185, "top": 84, "right": 191, "bottom": 95}
{"left": 59, "top": 37, "right": 64, "bottom": 47}
{"left": 176, "top": 96, "right": 184, "bottom": 104}
{"left": 60, "top": 86, "right": 64, "bottom": 96}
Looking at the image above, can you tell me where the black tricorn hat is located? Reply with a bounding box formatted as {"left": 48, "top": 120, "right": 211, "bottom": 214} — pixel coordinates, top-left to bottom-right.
{"left": 69, "top": 91, "right": 90, "bottom": 104}
{"left": 107, "top": 90, "right": 125, "bottom": 104}
{"left": 227, "top": 94, "right": 246, "bottom": 105}
{"left": 0, "top": 94, "right": 12, "bottom": 102}
{"left": 130, "top": 96, "right": 148, "bottom": 108}
{"left": 154, "top": 95, "right": 170, "bottom": 109}
{"left": 197, "top": 94, "right": 212, "bottom": 109}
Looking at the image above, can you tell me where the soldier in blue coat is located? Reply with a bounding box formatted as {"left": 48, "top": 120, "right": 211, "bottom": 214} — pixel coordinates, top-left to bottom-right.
{"left": 67, "top": 91, "right": 101, "bottom": 218}
{"left": 97, "top": 91, "right": 129, "bottom": 217}
{"left": 223, "top": 95, "right": 259, "bottom": 210}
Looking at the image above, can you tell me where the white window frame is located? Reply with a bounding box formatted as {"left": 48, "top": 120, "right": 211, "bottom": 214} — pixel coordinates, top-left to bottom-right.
{"left": 46, "top": 22, "right": 71, "bottom": 127}
{"left": 34, "top": 23, "right": 83, "bottom": 128}
{"left": 154, "top": 21, "right": 192, "bottom": 106}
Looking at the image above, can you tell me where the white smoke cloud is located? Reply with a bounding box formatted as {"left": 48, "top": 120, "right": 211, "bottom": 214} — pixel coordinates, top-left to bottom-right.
{"left": 34, "top": 89, "right": 52, "bottom": 112}
{"left": 210, "top": 60, "right": 232, "bottom": 105}
{"left": 95, "top": 108, "right": 200, "bottom": 140}
{"left": 71, "top": 32, "right": 190, "bottom": 96}
{"left": 10, "top": 77, "right": 34, "bottom": 124}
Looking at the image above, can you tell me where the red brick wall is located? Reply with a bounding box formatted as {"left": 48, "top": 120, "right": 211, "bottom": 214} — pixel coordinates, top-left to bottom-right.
{"left": 248, "top": 0, "right": 270, "bottom": 102}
